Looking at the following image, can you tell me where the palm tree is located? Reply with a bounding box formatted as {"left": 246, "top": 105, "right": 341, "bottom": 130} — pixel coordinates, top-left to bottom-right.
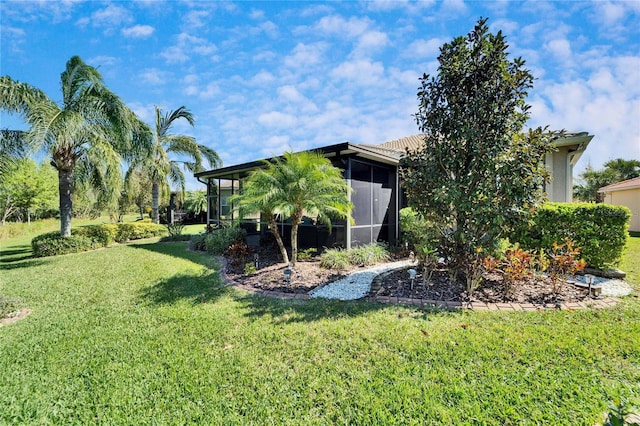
{"left": 232, "top": 150, "right": 353, "bottom": 267}
{"left": 129, "top": 106, "right": 221, "bottom": 224}
{"left": 0, "top": 56, "right": 149, "bottom": 236}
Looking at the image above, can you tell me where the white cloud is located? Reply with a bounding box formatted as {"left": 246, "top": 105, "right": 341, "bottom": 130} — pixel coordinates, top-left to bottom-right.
{"left": 353, "top": 30, "right": 389, "bottom": 56}
{"left": 249, "top": 71, "right": 276, "bottom": 86}
{"left": 284, "top": 43, "right": 327, "bottom": 68}
{"left": 161, "top": 32, "right": 217, "bottom": 63}
{"left": 330, "top": 59, "right": 385, "bottom": 86}
{"left": 140, "top": 68, "right": 170, "bottom": 85}
{"left": 258, "top": 111, "right": 297, "bottom": 128}
{"left": 77, "top": 4, "right": 132, "bottom": 31}
{"left": 183, "top": 10, "right": 210, "bottom": 28}
{"left": 404, "top": 38, "right": 445, "bottom": 59}
{"left": 121, "top": 24, "right": 154, "bottom": 38}
{"left": 313, "top": 15, "right": 371, "bottom": 38}
{"left": 545, "top": 38, "right": 572, "bottom": 62}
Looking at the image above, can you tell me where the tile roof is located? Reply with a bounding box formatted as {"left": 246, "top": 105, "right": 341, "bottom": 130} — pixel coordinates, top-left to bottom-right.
{"left": 358, "top": 134, "right": 425, "bottom": 159}
{"left": 598, "top": 176, "right": 640, "bottom": 192}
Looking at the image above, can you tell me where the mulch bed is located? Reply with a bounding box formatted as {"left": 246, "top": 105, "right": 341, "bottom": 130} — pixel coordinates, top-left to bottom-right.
{"left": 225, "top": 249, "right": 590, "bottom": 304}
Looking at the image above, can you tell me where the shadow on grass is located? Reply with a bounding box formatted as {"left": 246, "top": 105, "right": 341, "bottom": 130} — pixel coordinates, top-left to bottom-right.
{"left": 0, "top": 244, "right": 34, "bottom": 264}
{"left": 131, "top": 241, "right": 461, "bottom": 321}
{"left": 132, "top": 241, "right": 232, "bottom": 306}
{"left": 235, "top": 290, "right": 460, "bottom": 324}
{"left": 138, "top": 271, "right": 232, "bottom": 306}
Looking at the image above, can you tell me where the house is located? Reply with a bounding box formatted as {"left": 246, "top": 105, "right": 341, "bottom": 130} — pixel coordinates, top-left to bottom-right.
{"left": 598, "top": 176, "right": 640, "bottom": 233}
{"left": 544, "top": 131, "right": 593, "bottom": 203}
{"left": 195, "top": 132, "right": 593, "bottom": 250}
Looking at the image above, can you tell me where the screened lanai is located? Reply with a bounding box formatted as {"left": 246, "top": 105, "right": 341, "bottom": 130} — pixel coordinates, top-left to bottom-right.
{"left": 194, "top": 140, "right": 410, "bottom": 250}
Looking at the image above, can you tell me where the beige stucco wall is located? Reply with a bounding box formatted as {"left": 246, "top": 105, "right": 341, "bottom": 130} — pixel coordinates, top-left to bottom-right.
{"left": 602, "top": 188, "right": 640, "bottom": 232}
{"left": 545, "top": 147, "right": 573, "bottom": 202}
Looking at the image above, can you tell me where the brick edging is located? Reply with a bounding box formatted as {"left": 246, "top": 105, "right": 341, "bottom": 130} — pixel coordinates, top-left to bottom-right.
{"left": 216, "top": 257, "right": 621, "bottom": 310}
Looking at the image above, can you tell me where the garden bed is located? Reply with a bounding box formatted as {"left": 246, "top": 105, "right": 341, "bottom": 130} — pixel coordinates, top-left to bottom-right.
{"left": 225, "top": 250, "right": 591, "bottom": 304}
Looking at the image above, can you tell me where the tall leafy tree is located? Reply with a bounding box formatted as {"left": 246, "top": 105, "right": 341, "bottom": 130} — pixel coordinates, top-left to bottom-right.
{"left": 128, "top": 106, "right": 221, "bottom": 224}
{"left": 231, "top": 151, "right": 353, "bottom": 267}
{"left": 401, "top": 18, "right": 553, "bottom": 273}
{"left": 574, "top": 159, "right": 640, "bottom": 202}
{"left": 0, "top": 56, "right": 149, "bottom": 236}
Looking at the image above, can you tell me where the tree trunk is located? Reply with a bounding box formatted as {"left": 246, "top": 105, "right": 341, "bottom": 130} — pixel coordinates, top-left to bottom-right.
{"left": 290, "top": 212, "right": 302, "bottom": 268}
{"left": 151, "top": 181, "right": 160, "bottom": 224}
{"left": 58, "top": 169, "right": 73, "bottom": 237}
{"left": 268, "top": 216, "right": 289, "bottom": 265}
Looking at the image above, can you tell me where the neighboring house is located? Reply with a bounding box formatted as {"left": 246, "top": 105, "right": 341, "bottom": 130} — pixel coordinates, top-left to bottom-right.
{"left": 544, "top": 131, "right": 593, "bottom": 202}
{"left": 598, "top": 176, "right": 640, "bottom": 233}
{"left": 195, "top": 132, "right": 592, "bottom": 249}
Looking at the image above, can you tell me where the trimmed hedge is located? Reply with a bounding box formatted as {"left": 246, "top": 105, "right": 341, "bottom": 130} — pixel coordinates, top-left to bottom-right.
{"left": 32, "top": 223, "right": 167, "bottom": 257}
{"left": 512, "top": 202, "right": 630, "bottom": 269}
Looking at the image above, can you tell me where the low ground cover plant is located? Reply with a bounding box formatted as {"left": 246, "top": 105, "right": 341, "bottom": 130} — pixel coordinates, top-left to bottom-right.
{"left": 189, "top": 227, "right": 247, "bottom": 255}
{"left": 320, "top": 243, "right": 389, "bottom": 269}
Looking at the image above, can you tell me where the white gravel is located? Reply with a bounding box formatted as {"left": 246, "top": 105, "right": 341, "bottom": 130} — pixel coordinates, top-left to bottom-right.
{"left": 309, "top": 260, "right": 414, "bottom": 300}
{"left": 567, "top": 275, "right": 634, "bottom": 297}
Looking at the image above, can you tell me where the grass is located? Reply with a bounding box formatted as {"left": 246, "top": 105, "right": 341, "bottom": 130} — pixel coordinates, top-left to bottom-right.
{"left": 0, "top": 226, "right": 639, "bottom": 424}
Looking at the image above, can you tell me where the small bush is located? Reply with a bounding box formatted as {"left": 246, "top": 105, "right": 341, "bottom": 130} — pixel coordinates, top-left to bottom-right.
{"left": 75, "top": 224, "right": 118, "bottom": 246}
{"left": 348, "top": 243, "right": 389, "bottom": 266}
{"left": 32, "top": 231, "right": 101, "bottom": 257}
{"left": 399, "top": 207, "right": 440, "bottom": 252}
{"left": 204, "top": 227, "right": 247, "bottom": 255}
{"left": 114, "top": 223, "right": 166, "bottom": 243}
{"left": 320, "top": 248, "right": 350, "bottom": 270}
{"left": 298, "top": 248, "right": 318, "bottom": 261}
{"left": 165, "top": 222, "right": 185, "bottom": 237}
{"left": 189, "top": 234, "right": 208, "bottom": 251}
{"left": 512, "top": 202, "right": 630, "bottom": 268}
{"left": 320, "top": 243, "right": 390, "bottom": 269}
{"left": 225, "top": 241, "right": 254, "bottom": 266}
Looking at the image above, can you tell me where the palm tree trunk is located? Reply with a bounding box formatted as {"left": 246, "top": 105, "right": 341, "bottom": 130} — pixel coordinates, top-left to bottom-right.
{"left": 268, "top": 216, "right": 289, "bottom": 265}
{"left": 151, "top": 181, "right": 160, "bottom": 224}
{"left": 290, "top": 212, "right": 302, "bottom": 268}
{"left": 58, "top": 169, "right": 73, "bottom": 237}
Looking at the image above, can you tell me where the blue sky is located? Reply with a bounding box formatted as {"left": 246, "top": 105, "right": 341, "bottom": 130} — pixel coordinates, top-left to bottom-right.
{"left": 2, "top": 0, "right": 639, "bottom": 190}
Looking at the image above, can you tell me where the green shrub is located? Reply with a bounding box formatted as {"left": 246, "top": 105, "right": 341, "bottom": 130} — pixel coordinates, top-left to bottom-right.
{"left": 165, "top": 222, "right": 185, "bottom": 237}
{"left": 31, "top": 223, "right": 166, "bottom": 257}
{"left": 114, "top": 223, "right": 166, "bottom": 243}
{"left": 399, "top": 207, "right": 440, "bottom": 251}
{"left": 298, "top": 247, "right": 318, "bottom": 261}
{"left": 204, "top": 227, "right": 247, "bottom": 255}
{"left": 348, "top": 243, "right": 389, "bottom": 266}
{"left": 319, "top": 248, "right": 350, "bottom": 270}
{"left": 512, "top": 202, "right": 630, "bottom": 269}
{"left": 189, "top": 234, "right": 208, "bottom": 251}
{"left": 32, "top": 231, "right": 101, "bottom": 257}
{"left": 75, "top": 224, "right": 118, "bottom": 246}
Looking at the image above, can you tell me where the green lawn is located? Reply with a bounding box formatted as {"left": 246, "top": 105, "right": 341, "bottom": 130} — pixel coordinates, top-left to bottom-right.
{"left": 0, "top": 230, "right": 639, "bottom": 425}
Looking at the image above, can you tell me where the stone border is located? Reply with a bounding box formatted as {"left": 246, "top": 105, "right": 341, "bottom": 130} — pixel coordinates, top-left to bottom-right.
{"left": 217, "top": 257, "right": 622, "bottom": 311}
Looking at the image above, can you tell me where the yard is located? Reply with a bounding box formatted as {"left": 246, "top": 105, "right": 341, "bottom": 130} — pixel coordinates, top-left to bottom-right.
{"left": 1, "top": 223, "right": 639, "bottom": 425}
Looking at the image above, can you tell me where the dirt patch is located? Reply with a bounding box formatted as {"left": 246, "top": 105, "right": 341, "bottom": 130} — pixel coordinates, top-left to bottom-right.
{"left": 376, "top": 267, "right": 589, "bottom": 304}
{"left": 0, "top": 308, "right": 32, "bottom": 327}
{"left": 225, "top": 248, "right": 360, "bottom": 294}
